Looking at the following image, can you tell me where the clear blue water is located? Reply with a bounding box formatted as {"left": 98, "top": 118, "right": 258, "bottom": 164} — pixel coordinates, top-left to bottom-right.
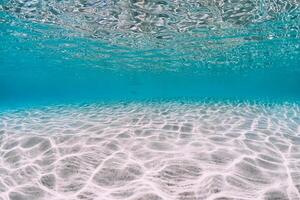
{"left": 1, "top": 1, "right": 300, "bottom": 110}
{"left": 1, "top": 1, "right": 300, "bottom": 200}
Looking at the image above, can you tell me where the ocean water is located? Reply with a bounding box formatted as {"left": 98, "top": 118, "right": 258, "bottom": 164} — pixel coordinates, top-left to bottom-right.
{"left": 0, "top": 0, "right": 300, "bottom": 199}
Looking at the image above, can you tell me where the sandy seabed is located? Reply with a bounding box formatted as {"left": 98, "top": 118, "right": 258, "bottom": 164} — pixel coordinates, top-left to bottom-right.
{"left": 0, "top": 102, "right": 299, "bottom": 200}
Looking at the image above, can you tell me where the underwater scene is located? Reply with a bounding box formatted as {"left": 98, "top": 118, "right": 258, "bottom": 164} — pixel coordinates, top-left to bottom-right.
{"left": 0, "top": 0, "right": 300, "bottom": 199}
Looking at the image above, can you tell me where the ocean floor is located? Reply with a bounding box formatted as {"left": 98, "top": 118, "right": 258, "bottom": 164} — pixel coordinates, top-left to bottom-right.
{"left": 0, "top": 102, "right": 300, "bottom": 200}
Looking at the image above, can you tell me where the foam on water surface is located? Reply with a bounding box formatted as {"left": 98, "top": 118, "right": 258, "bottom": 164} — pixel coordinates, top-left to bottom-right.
{"left": 0, "top": 102, "right": 300, "bottom": 200}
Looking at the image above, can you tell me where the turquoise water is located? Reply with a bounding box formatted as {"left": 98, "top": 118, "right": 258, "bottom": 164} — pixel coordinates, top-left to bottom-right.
{"left": 1, "top": 1, "right": 300, "bottom": 200}
{"left": 1, "top": 1, "right": 300, "bottom": 109}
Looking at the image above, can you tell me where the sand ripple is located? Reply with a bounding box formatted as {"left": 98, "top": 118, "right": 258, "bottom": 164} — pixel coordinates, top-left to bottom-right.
{"left": 0, "top": 102, "right": 299, "bottom": 200}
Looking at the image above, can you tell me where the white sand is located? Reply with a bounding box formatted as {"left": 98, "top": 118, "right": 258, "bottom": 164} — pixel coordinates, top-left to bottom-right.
{"left": 0, "top": 102, "right": 299, "bottom": 200}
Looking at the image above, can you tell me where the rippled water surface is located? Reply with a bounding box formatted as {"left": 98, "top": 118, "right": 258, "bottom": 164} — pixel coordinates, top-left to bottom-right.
{"left": 1, "top": 0, "right": 300, "bottom": 106}
{"left": 0, "top": 0, "right": 300, "bottom": 199}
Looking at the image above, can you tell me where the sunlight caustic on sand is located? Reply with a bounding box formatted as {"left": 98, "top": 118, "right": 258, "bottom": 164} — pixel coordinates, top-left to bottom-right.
{"left": 0, "top": 102, "right": 299, "bottom": 200}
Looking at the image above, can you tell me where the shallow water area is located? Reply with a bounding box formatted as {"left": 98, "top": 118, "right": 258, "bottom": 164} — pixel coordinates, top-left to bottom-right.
{"left": 1, "top": 0, "right": 300, "bottom": 107}
{"left": 1, "top": 0, "right": 300, "bottom": 199}
{"left": 0, "top": 102, "right": 300, "bottom": 200}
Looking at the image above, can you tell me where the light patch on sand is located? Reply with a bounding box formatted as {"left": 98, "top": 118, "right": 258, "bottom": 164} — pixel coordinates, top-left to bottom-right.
{"left": 0, "top": 102, "right": 299, "bottom": 200}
